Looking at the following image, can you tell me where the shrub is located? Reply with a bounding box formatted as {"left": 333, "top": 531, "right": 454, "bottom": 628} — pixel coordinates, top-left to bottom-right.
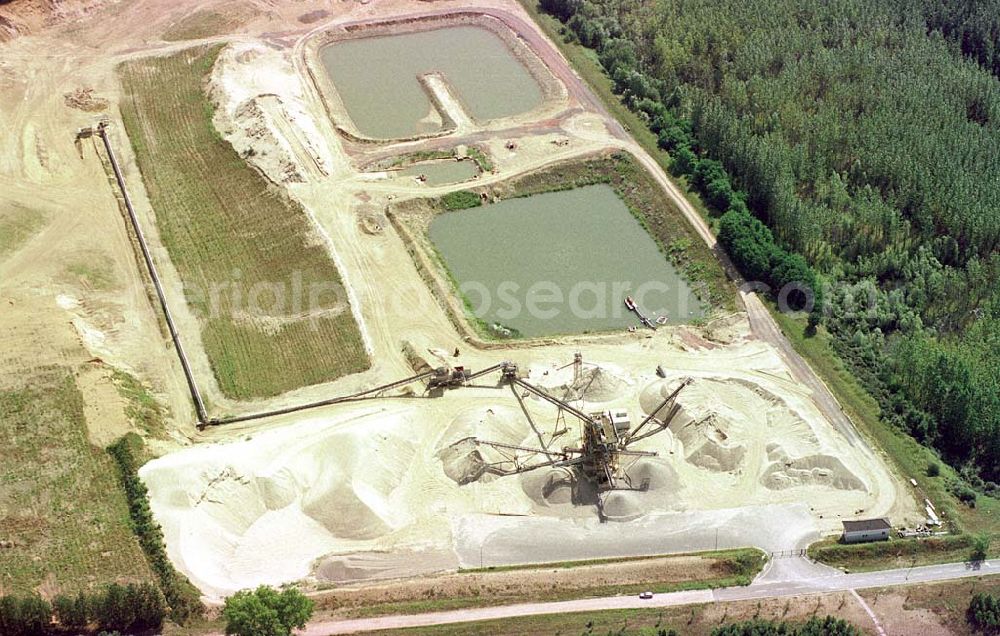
{"left": 539, "top": 0, "right": 581, "bottom": 22}
{"left": 971, "top": 532, "right": 991, "bottom": 562}
{"left": 949, "top": 479, "right": 978, "bottom": 507}
{"left": 797, "top": 616, "right": 862, "bottom": 635}
{"left": 108, "top": 435, "right": 204, "bottom": 623}
{"left": 711, "top": 616, "right": 860, "bottom": 635}
{"left": 0, "top": 595, "right": 52, "bottom": 636}
{"left": 52, "top": 593, "right": 90, "bottom": 631}
{"left": 692, "top": 158, "right": 728, "bottom": 192}
{"left": 440, "top": 190, "right": 482, "bottom": 211}
{"left": 658, "top": 123, "right": 694, "bottom": 152}
{"left": 927, "top": 462, "right": 941, "bottom": 477}
{"left": 968, "top": 592, "right": 1000, "bottom": 633}
{"left": 4, "top": 582, "right": 165, "bottom": 635}
{"left": 670, "top": 145, "right": 698, "bottom": 176}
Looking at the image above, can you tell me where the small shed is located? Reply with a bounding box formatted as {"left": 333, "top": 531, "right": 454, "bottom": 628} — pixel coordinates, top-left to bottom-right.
{"left": 842, "top": 518, "right": 892, "bottom": 544}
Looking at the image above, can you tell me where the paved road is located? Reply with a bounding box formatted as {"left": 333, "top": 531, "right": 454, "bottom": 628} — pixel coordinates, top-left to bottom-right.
{"left": 304, "top": 559, "right": 997, "bottom": 634}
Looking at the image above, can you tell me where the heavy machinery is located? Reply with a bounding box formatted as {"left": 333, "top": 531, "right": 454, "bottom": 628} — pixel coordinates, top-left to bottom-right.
{"left": 206, "top": 346, "right": 689, "bottom": 519}
{"left": 324, "top": 354, "right": 689, "bottom": 515}
{"left": 454, "top": 360, "right": 692, "bottom": 518}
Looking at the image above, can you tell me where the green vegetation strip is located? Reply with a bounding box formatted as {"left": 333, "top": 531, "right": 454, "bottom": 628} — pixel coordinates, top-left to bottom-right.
{"left": 112, "top": 369, "right": 168, "bottom": 438}
{"left": 340, "top": 549, "right": 764, "bottom": 620}
{"left": 108, "top": 434, "right": 204, "bottom": 623}
{"left": 466, "top": 147, "right": 493, "bottom": 172}
{"left": 458, "top": 548, "right": 759, "bottom": 574}
{"left": 0, "top": 369, "right": 153, "bottom": 595}
{"left": 0, "top": 582, "right": 168, "bottom": 635}
{"left": 807, "top": 535, "right": 981, "bottom": 573}
{"left": 364, "top": 611, "right": 859, "bottom": 636}
{"left": 118, "top": 46, "right": 368, "bottom": 399}
{"left": 161, "top": 9, "right": 247, "bottom": 42}
{"left": 440, "top": 190, "right": 482, "bottom": 211}
{"left": 388, "top": 149, "right": 455, "bottom": 168}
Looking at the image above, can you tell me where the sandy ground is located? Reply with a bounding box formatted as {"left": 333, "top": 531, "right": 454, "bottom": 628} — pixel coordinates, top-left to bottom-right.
{"left": 1, "top": 0, "right": 921, "bottom": 604}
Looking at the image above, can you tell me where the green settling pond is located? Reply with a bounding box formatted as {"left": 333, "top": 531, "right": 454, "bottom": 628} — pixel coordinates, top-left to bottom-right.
{"left": 400, "top": 159, "right": 479, "bottom": 185}
{"left": 320, "top": 26, "right": 543, "bottom": 139}
{"left": 429, "top": 185, "right": 704, "bottom": 337}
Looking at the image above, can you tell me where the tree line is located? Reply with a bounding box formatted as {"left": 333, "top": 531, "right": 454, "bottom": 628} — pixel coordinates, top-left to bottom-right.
{"left": 541, "top": 0, "right": 1000, "bottom": 489}
{"left": 107, "top": 435, "right": 204, "bottom": 624}
{"left": 0, "top": 583, "right": 164, "bottom": 636}
{"left": 712, "top": 616, "right": 860, "bottom": 635}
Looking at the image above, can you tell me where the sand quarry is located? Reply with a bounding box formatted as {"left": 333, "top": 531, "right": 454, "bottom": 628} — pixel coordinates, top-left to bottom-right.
{"left": 142, "top": 335, "right": 912, "bottom": 597}
{"left": 0, "top": 0, "right": 919, "bottom": 602}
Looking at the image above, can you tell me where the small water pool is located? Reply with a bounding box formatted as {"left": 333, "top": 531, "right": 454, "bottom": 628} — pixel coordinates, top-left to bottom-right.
{"left": 429, "top": 185, "right": 704, "bottom": 337}
{"left": 400, "top": 159, "right": 479, "bottom": 185}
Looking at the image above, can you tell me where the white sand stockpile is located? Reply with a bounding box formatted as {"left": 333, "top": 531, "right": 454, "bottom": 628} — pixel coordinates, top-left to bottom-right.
{"left": 633, "top": 373, "right": 881, "bottom": 515}
{"left": 142, "top": 403, "right": 545, "bottom": 598}
{"left": 140, "top": 407, "right": 421, "bottom": 597}
{"left": 436, "top": 405, "right": 528, "bottom": 484}
{"left": 530, "top": 361, "right": 631, "bottom": 404}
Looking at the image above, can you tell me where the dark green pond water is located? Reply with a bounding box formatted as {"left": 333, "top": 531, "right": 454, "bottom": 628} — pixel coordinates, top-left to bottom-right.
{"left": 429, "top": 185, "right": 704, "bottom": 337}
{"left": 320, "top": 26, "right": 543, "bottom": 139}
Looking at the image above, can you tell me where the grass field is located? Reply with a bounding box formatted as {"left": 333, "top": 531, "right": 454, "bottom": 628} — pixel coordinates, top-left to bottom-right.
{"left": 806, "top": 535, "right": 994, "bottom": 573}
{"left": 0, "top": 367, "right": 153, "bottom": 595}
{"left": 112, "top": 369, "right": 168, "bottom": 438}
{"left": 118, "top": 46, "right": 368, "bottom": 400}
{"left": 456, "top": 549, "right": 759, "bottom": 575}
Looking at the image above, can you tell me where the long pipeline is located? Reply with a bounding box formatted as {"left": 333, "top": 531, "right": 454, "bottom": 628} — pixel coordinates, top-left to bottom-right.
{"left": 206, "top": 369, "right": 438, "bottom": 426}
{"left": 97, "top": 123, "right": 210, "bottom": 424}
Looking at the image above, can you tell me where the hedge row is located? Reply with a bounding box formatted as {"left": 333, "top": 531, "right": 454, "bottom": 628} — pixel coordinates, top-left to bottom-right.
{"left": 107, "top": 434, "right": 204, "bottom": 624}
{"left": 0, "top": 582, "right": 164, "bottom": 636}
